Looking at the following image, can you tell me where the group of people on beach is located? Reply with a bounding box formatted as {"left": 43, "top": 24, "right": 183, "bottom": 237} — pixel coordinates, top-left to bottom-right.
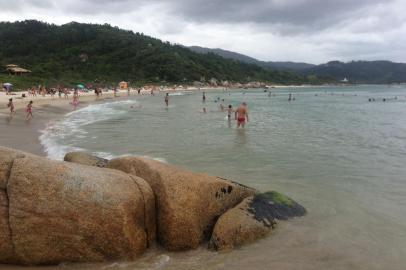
{"left": 6, "top": 98, "right": 33, "bottom": 120}
{"left": 5, "top": 87, "right": 82, "bottom": 121}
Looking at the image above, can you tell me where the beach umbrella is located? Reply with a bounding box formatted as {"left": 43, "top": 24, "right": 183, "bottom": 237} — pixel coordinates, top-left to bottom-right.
{"left": 3, "top": 83, "right": 13, "bottom": 90}
{"left": 76, "top": 84, "right": 85, "bottom": 89}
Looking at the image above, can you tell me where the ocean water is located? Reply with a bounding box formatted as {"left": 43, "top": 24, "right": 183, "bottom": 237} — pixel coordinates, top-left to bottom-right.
{"left": 37, "top": 85, "right": 406, "bottom": 270}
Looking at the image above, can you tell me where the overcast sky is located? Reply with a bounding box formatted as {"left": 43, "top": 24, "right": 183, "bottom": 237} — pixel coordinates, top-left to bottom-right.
{"left": 0, "top": 0, "right": 405, "bottom": 64}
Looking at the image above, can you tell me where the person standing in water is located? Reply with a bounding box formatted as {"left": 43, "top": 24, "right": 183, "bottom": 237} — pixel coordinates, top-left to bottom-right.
{"left": 227, "top": 105, "right": 233, "bottom": 121}
{"left": 202, "top": 92, "right": 206, "bottom": 103}
{"left": 26, "top": 101, "right": 33, "bottom": 120}
{"left": 288, "top": 93, "right": 292, "bottom": 101}
{"left": 7, "top": 98, "right": 15, "bottom": 117}
{"left": 165, "top": 93, "right": 169, "bottom": 107}
{"left": 235, "top": 102, "right": 249, "bottom": 128}
{"left": 71, "top": 94, "right": 79, "bottom": 110}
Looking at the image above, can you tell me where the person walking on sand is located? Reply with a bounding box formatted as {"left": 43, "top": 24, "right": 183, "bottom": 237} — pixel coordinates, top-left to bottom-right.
{"left": 26, "top": 101, "right": 33, "bottom": 120}
{"left": 7, "top": 98, "right": 15, "bottom": 117}
{"left": 235, "top": 102, "right": 249, "bottom": 128}
{"left": 165, "top": 93, "right": 169, "bottom": 107}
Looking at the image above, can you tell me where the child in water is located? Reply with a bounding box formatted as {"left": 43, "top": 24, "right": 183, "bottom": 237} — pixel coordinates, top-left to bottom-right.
{"left": 227, "top": 105, "right": 233, "bottom": 120}
{"left": 7, "top": 98, "right": 15, "bottom": 116}
{"left": 26, "top": 101, "right": 33, "bottom": 120}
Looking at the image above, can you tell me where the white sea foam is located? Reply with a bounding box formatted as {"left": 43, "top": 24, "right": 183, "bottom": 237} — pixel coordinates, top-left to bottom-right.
{"left": 39, "top": 123, "right": 85, "bottom": 160}
{"left": 40, "top": 99, "right": 168, "bottom": 163}
{"left": 169, "top": 92, "right": 185, "bottom": 96}
{"left": 40, "top": 100, "right": 130, "bottom": 160}
{"left": 141, "top": 155, "right": 168, "bottom": 163}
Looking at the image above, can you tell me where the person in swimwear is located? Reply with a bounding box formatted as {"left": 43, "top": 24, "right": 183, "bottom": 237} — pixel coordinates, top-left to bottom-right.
{"left": 202, "top": 92, "right": 206, "bottom": 103}
{"left": 235, "top": 102, "right": 248, "bottom": 128}
{"left": 7, "top": 98, "right": 15, "bottom": 116}
{"left": 71, "top": 94, "right": 79, "bottom": 110}
{"left": 227, "top": 105, "right": 233, "bottom": 120}
{"left": 165, "top": 93, "right": 169, "bottom": 107}
{"left": 26, "top": 100, "right": 33, "bottom": 120}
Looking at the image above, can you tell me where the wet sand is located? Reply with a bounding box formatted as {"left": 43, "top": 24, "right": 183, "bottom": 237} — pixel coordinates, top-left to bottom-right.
{"left": 0, "top": 94, "right": 129, "bottom": 156}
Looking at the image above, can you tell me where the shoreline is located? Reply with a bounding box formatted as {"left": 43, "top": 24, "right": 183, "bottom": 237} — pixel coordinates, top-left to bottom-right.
{"left": 0, "top": 86, "right": 227, "bottom": 157}
{"left": 0, "top": 83, "right": 382, "bottom": 158}
{"left": 0, "top": 92, "right": 133, "bottom": 157}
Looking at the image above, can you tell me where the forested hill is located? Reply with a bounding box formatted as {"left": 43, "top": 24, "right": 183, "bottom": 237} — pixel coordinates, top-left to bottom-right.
{"left": 188, "top": 46, "right": 406, "bottom": 84}
{"left": 0, "top": 20, "right": 319, "bottom": 87}
{"left": 188, "top": 46, "right": 316, "bottom": 71}
{"left": 302, "top": 61, "right": 406, "bottom": 84}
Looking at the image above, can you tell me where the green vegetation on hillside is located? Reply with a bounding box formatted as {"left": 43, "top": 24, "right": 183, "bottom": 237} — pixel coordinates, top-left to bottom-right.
{"left": 302, "top": 61, "right": 406, "bottom": 84}
{"left": 0, "top": 20, "right": 329, "bottom": 90}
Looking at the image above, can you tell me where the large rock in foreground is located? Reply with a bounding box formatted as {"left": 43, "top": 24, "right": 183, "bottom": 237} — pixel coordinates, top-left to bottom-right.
{"left": 209, "top": 191, "right": 306, "bottom": 251}
{"left": 106, "top": 157, "right": 256, "bottom": 251}
{"left": 0, "top": 147, "right": 35, "bottom": 264}
{"left": 0, "top": 147, "right": 29, "bottom": 189}
{"left": 5, "top": 154, "right": 155, "bottom": 265}
{"left": 64, "top": 152, "right": 108, "bottom": 167}
{"left": 0, "top": 190, "right": 14, "bottom": 263}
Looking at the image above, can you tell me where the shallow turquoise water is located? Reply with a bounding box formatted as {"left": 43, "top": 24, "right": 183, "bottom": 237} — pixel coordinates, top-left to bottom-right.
{"left": 39, "top": 85, "right": 406, "bottom": 270}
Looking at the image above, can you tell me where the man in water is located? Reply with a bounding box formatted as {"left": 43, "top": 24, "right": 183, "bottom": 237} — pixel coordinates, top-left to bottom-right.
{"left": 235, "top": 102, "right": 249, "bottom": 128}
{"left": 202, "top": 92, "right": 206, "bottom": 102}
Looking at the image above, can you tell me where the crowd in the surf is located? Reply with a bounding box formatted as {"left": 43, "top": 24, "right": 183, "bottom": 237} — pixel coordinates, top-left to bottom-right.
{"left": 3, "top": 84, "right": 402, "bottom": 126}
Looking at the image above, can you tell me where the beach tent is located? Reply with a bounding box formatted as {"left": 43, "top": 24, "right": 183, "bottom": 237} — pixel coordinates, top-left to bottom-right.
{"left": 119, "top": 81, "right": 128, "bottom": 90}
